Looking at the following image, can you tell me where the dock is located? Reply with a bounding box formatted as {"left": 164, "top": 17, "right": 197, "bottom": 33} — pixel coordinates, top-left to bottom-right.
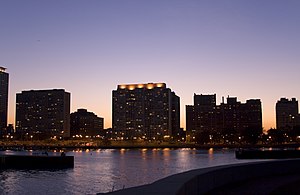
{"left": 0, "top": 155, "right": 74, "bottom": 169}
{"left": 236, "top": 149, "right": 300, "bottom": 159}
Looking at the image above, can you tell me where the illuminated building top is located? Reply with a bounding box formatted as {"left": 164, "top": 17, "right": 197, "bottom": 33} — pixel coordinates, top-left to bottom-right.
{"left": 0, "top": 67, "right": 7, "bottom": 72}
{"left": 118, "top": 83, "right": 166, "bottom": 90}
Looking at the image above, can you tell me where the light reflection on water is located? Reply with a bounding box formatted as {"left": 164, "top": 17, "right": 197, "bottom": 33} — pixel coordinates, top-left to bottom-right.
{"left": 0, "top": 148, "right": 258, "bottom": 194}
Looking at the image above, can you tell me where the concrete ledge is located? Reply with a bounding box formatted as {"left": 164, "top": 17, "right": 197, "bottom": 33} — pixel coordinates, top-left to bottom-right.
{"left": 102, "top": 159, "right": 300, "bottom": 195}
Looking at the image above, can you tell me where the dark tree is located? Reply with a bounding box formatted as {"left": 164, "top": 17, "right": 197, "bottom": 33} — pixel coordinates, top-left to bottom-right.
{"left": 195, "top": 130, "right": 210, "bottom": 145}
{"left": 267, "top": 128, "right": 285, "bottom": 144}
{"left": 241, "top": 126, "right": 262, "bottom": 145}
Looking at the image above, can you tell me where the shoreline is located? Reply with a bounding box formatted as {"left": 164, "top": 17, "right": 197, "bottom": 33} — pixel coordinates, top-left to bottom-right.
{"left": 1, "top": 142, "right": 300, "bottom": 151}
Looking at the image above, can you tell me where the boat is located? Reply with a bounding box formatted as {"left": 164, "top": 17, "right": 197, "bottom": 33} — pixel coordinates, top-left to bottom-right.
{"left": 0, "top": 154, "right": 74, "bottom": 169}
{"left": 235, "top": 149, "right": 300, "bottom": 159}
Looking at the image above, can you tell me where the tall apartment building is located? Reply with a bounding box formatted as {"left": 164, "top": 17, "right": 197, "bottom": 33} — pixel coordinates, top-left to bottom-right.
{"left": 186, "top": 94, "right": 217, "bottom": 140}
{"left": 16, "top": 89, "right": 70, "bottom": 138}
{"left": 70, "top": 109, "right": 104, "bottom": 137}
{"left": 276, "top": 98, "right": 300, "bottom": 130}
{"left": 218, "top": 97, "right": 262, "bottom": 135}
{"left": 186, "top": 94, "right": 262, "bottom": 142}
{"left": 0, "top": 67, "right": 9, "bottom": 134}
{"left": 112, "top": 83, "right": 180, "bottom": 140}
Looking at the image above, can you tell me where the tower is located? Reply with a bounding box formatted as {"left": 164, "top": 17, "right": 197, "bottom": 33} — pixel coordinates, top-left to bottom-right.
{"left": 16, "top": 89, "right": 71, "bottom": 138}
{"left": 112, "top": 83, "right": 180, "bottom": 140}
{"left": 0, "top": 67, "right": 9, "bottom": 134}
{"left": 276, "top": 98, "right": 299, "bottom": 130}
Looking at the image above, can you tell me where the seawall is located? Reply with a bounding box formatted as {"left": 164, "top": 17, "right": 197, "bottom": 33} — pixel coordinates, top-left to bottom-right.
{"left": 102, "top": 159, "right": 300, "bottom": 195}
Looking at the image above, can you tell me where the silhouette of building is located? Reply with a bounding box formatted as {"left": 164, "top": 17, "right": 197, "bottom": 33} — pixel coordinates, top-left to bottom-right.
{"left": 70, "top": 109, "right": 104, "bottom": 137}
{"left": 186, "top": 94, "right": 262, "bottom": 143}
{"left": 16, "top": 89, "right": 70, "bottom": 139}
{"left": 276, "top": 98, "right": 300, "bottom": 130}
{"left": 0, "top": 67, "right": 9, "bottom": 134}
{"left": 217, "top": 98, "right": 262, "bottom": 142}
{"left": 186, "top": 94, "right": 217, "bottom": 141}
{"left": 112, "top": 83, "right": 180, "bottom": 140}
{"left": 171, "top": 92, "right": 181, "bottom": 140}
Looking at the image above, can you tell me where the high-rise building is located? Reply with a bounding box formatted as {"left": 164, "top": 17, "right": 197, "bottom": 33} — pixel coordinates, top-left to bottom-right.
{"left": 0, "top": 67, "right": 9, "bottom": 134}
{"left": 276, "top": 98, "right": 299, "bottom": 130}
{"left": 218, "top": 98, "right": 262, "bottom": 136}
{"left": 171, "top": 92, "right": 181, "bottom": 139}
{"left": 186, "top": 94, "right": 217, "bottom": 141}
{"left": 186, "top": 94, "right": 262, "bottom": 143}
{"left": 112, "top": 83, "right": 180, "bottom": 140}
{"left": 70, "top": 109, "right": 104, "bottom": 137}
{"left": 16, "top": 89, "right": 70, "bottom": 138}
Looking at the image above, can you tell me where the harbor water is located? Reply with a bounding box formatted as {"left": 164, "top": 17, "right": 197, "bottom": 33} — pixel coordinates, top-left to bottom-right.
{"left": 0, "top": 148, "right": 258, "bottom": 194}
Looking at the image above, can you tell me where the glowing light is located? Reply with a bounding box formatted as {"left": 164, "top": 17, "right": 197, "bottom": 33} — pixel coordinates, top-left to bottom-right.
{"left": 137, "top": 84, "right": 144, "bottom": 88}
{"left": 147, "top": 84, "right": 154, "bottom": 89}
{"left": 128, "top": 85, "right": 135, "bottom": 90}
{"left": 156, "top": 83, "right": 164, "bottom": 87}
{"left": 119, "top": 85, "right": 126, "bottom": 89}
{"left": 0, "top": 67, "right": 6, "bottom": 72}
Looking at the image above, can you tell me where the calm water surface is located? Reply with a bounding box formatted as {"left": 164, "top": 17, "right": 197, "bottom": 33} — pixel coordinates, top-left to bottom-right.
{"left": 0, "top": 148, "right": 258, "bottom": 194}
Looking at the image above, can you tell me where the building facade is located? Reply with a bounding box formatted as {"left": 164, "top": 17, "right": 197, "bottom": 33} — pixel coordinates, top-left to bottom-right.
{"left": 16, "top": 89, "right": 70, "bottom": 138}
{"left": 186, "top": 94, "right": 262, "bottom": 143}
{"left": 186, "top": 94, "right": 217, "bottom": 141}
{"left": 0, "top": 67, "right": 9, "bottom": 134}
{"left": 276, "top": 98, "right": 300, "bottom": 130}
{"left": 112, "top": 83, "right": 180, "bottom": 140}
{"left": 70, "top": 109, "right": 104, "bottom": 137}
{"left": 218, "top": 98, "right": 262, "bottom": 140}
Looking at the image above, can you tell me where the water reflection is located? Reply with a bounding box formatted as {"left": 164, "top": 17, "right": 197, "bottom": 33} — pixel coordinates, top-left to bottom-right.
{"left": 208, "top": 148, "right": 214, "bottom": 160}
{"left": 0, "top": 149, "right": 259, "bottom": 194}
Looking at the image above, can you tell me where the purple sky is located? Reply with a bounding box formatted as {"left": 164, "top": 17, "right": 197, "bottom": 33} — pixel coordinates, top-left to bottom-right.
{"left": 1, "top": 0, "right": 300, "bottom": 130}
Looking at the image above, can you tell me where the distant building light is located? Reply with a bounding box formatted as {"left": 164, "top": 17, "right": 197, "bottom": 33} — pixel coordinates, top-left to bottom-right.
{"left": 119, "top": 85, "right": 126, "bottom": 89}
{"left": 128, "top": 85, "right": 135, "bottom": 90}
{"left": 0, "top": 67, "right": 6, "bottom": 72}
{"left": 156, "top": 83, "right": 164, "bottom": 88}
{"left": 147, "top": 84, "right": 154, "bottom": 89}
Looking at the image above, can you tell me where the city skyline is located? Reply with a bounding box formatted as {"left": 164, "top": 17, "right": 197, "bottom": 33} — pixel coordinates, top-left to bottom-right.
{"left": 1, "top": 0, "right": 300, "bottom": 130}
{"left": 4, "top": 78, "right": 300, "bottom": 132}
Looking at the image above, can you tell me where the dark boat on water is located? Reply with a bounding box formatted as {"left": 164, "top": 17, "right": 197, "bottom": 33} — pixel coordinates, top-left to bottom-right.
{"left": 236, "top": 149, "right": 300, "bottom": 159}
{"left": 0, "top": 154, "right": 74, "bottom": 169}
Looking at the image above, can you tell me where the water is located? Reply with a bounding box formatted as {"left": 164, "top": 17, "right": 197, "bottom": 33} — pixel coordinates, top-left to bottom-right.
{"left": 0, "top": 148, "right": 258, "bottom": 194}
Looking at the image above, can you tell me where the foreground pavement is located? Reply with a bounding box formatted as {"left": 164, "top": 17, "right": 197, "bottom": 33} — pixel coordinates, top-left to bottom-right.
{"left": 207, "top": 173, "right": 300, "bottom": 194}
{"left": 102, "top": 159, "right": 300, "bottom": 195}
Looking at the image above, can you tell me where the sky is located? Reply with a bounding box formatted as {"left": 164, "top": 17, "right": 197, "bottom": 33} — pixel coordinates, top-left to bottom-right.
{"left": 1, "top": 0, "right": 300, "bottom": 130}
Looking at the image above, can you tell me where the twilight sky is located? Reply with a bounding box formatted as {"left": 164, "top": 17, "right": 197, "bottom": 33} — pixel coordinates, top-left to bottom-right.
{"left": 1, "top": 0, "right": 300, "bottom": 130}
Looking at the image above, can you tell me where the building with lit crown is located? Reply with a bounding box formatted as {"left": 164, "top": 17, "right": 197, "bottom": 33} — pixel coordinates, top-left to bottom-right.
{"left": 112, "top": 83, "right": 180, "bottom": 140}
{"left": 0, "top": 67, "right": 9, "bottom": 134}
{"left": 70, "top": 109, "right": 104, "bottom": 137}
{"left": 16, "top": 89, "right": 70, "bottom": 138}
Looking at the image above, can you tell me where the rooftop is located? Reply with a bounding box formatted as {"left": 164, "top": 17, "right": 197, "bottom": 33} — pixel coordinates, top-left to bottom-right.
{"left": 0, "top": 67, "right": 7, "bottom": 72}
{"left": 118, "top": 83, "right": 166, "bottom": 90}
